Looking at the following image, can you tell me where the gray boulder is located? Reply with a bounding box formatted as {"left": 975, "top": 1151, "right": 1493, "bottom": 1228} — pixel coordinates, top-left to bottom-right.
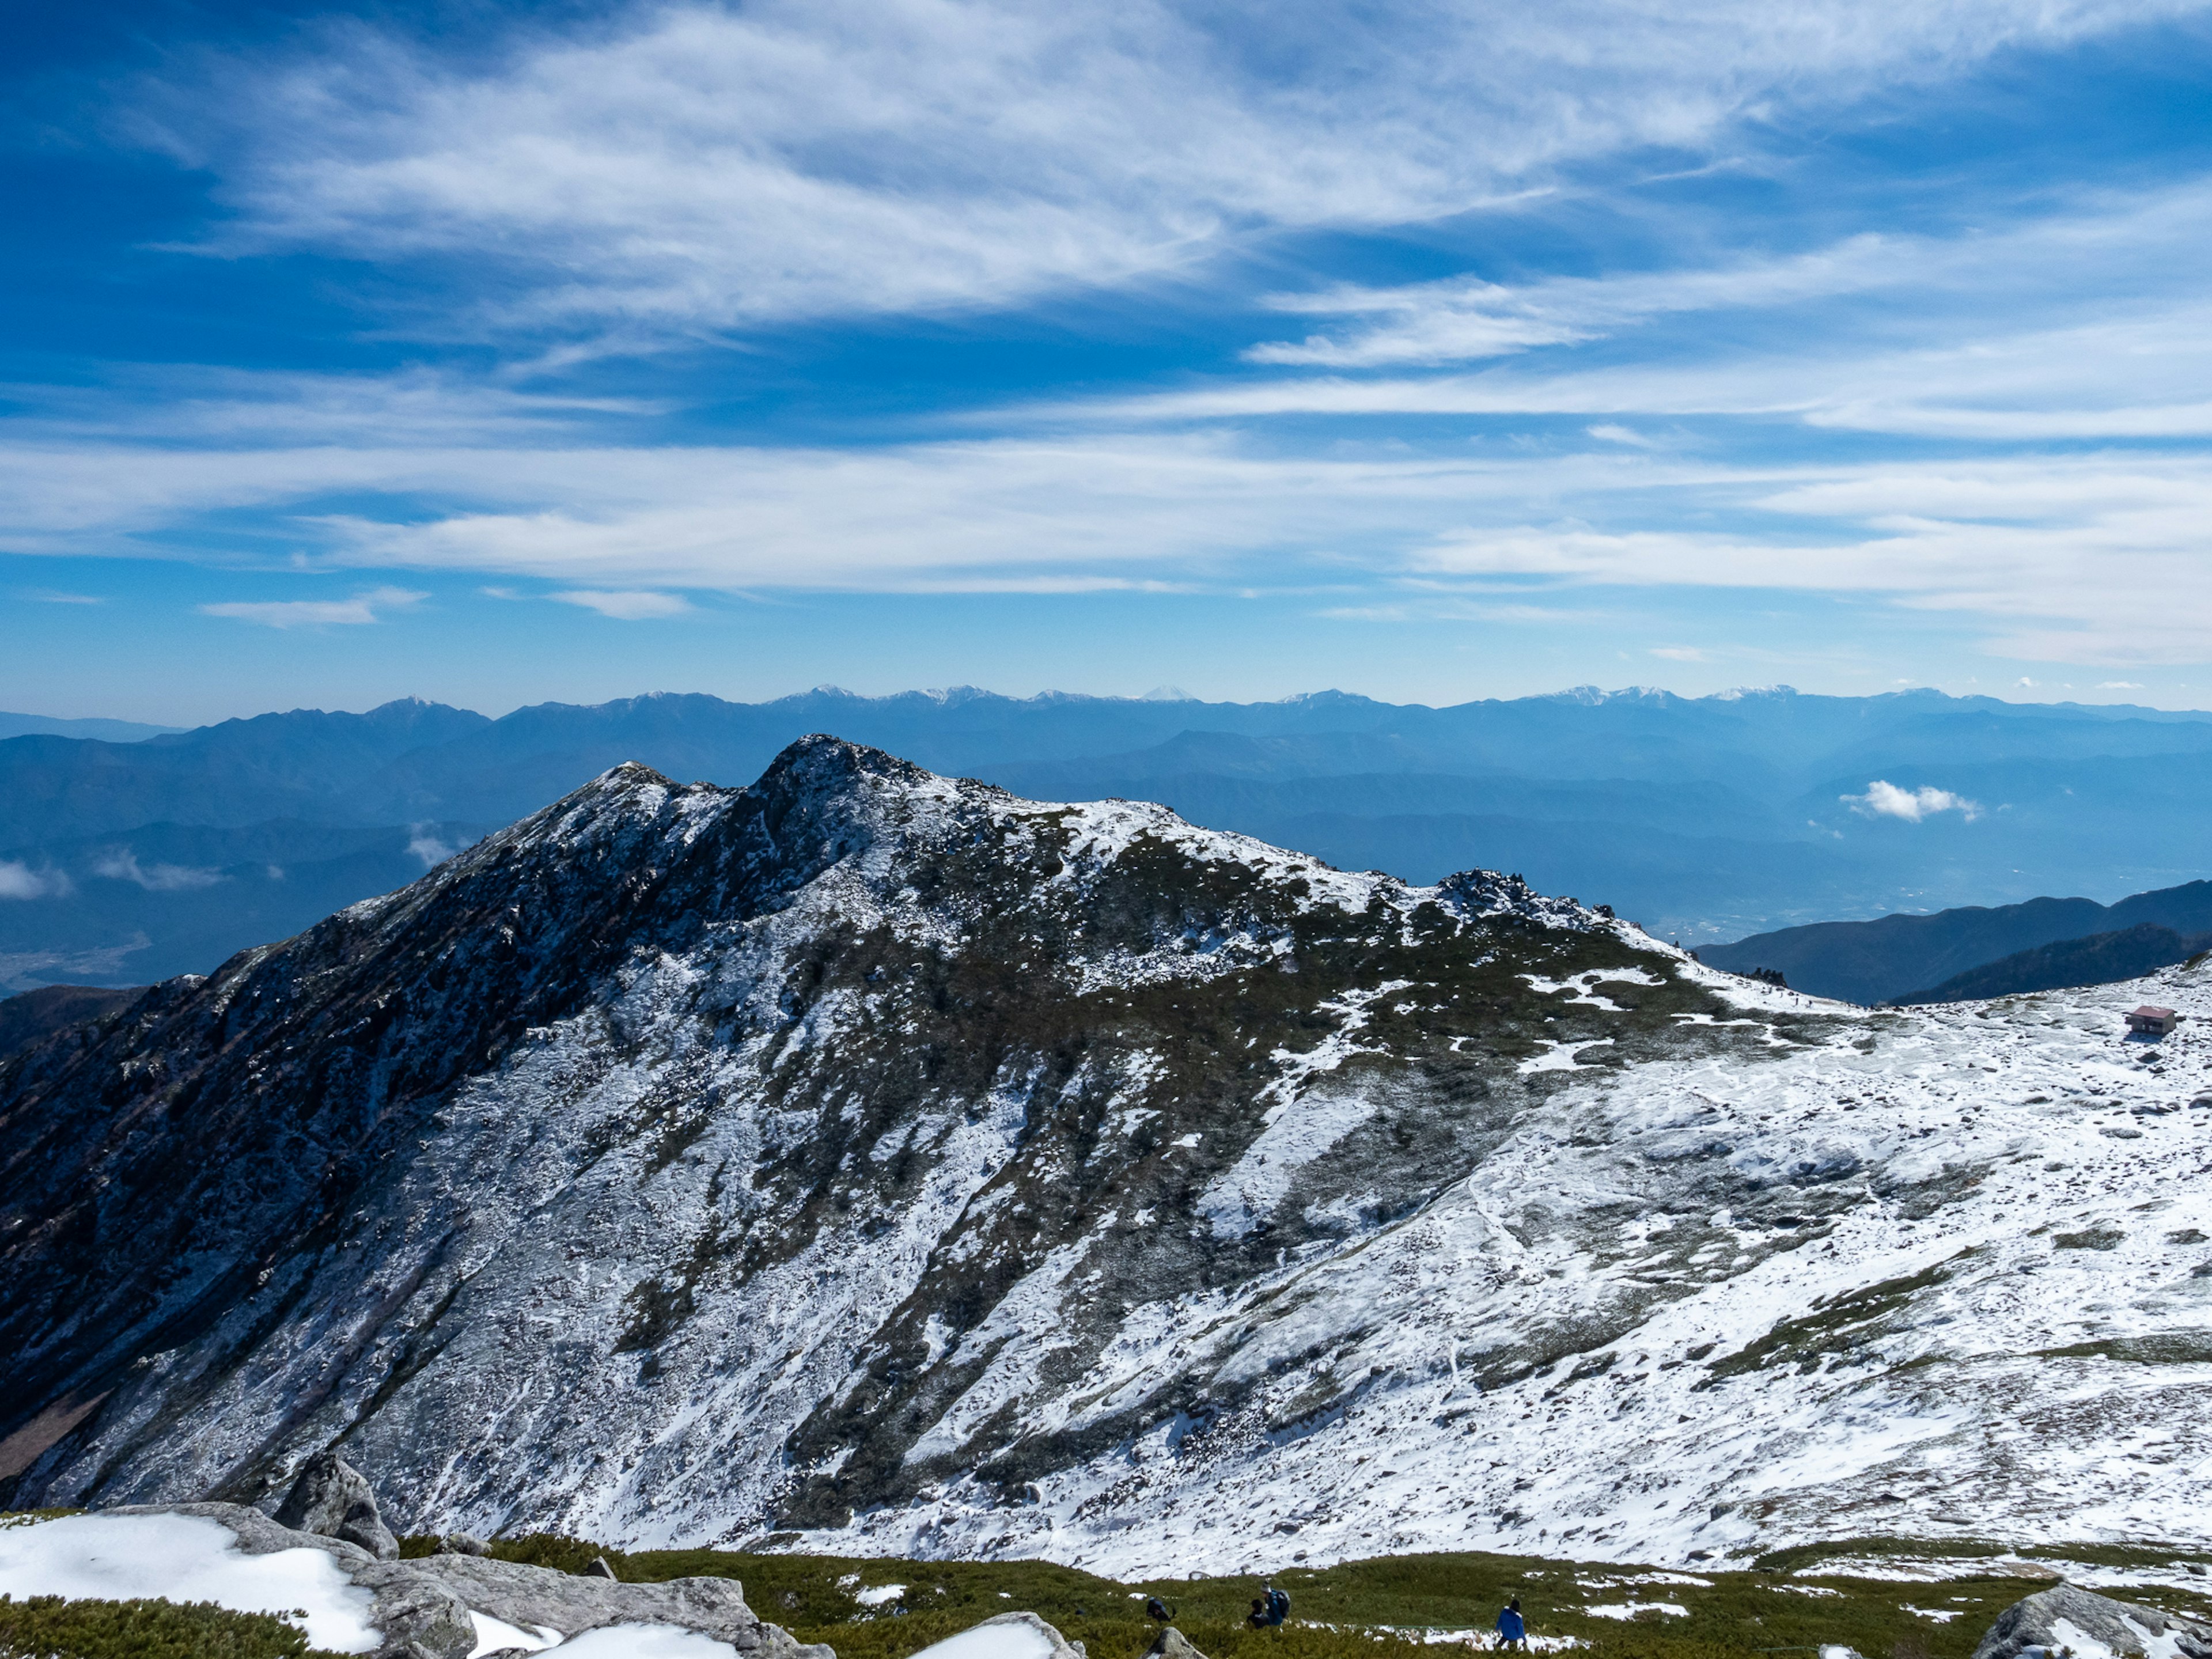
{"left": 272, "top": 1450, "right": 400, "bottom": 1560}
{"left": 433, "top": 1532, "right": 490, "bottom": 1557}
{"left": 111, "top": 1502, "right": 474, "bottom": 1659}
{"left": 1148, "top": 1628, "right": 1210, "bottom": 1659}
{"left": 96, "top": 1503, "right": 832, "bottom": 1659}
{"left": 1972, "top": 1585, "right": 2212, "bottom": 1659}
{"left": 407, "top": 1552, "right": 832, "bottom": 1659}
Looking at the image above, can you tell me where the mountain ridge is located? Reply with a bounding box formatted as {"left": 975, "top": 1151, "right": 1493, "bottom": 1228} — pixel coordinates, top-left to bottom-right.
{"left": 10, "top": 684, "right": 2212, "bottom": 996}
{"left": 6, "top": 737, "right": 2211, "bottom": 1575}
{"left": 1710, "top": 878, "right": 2212, "bottom": 1005}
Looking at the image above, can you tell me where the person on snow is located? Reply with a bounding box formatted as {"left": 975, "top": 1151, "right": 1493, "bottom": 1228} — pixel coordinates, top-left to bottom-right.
{"left": 1495, "top": 1598, "right": 1527, "bottom": 1652}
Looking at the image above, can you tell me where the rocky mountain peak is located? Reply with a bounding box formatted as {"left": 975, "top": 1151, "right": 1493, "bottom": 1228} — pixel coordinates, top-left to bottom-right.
{"left": 11, "top": 738, "right": 2206, "bottom": 1580}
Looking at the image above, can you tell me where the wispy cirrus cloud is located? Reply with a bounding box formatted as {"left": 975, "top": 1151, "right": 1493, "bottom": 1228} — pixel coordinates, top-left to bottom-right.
{"left": 92, "top": 850, "right": 226, "bottom": 890}
{"left": 551, "top": 589, "right": 692, "bottom": 620}
{"left": 126, "top": 0, "right": 2211, "bottom": 336}
{"left": 198, "top": 586, "right": 426, "bottom": 628}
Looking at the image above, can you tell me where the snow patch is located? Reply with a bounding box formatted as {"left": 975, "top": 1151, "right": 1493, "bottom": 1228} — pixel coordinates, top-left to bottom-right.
{"left": 0, "top": 1514, "right": 380, "bottom": 1655}
{"left": 907, "top": 1617, "right": 1063, "bottom": 1659}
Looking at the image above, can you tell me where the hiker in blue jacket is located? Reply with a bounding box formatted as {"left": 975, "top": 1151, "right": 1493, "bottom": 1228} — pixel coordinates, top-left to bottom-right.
{"left": 1496, "top": 1598, "right": 1527, "bottom": 1652}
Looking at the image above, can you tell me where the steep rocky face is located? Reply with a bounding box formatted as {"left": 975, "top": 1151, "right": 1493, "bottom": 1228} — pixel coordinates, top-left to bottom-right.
{"left": 0, "top": 738, "right": 1768, "bottom": 1525}
{"left": 6, "top": 736, "right": 2210, "bottom": 1577}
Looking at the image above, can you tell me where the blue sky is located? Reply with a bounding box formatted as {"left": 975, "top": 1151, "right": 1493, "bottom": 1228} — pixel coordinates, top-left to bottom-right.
{"left": 7, "top": 0, "right": 2212, "bottom": 724}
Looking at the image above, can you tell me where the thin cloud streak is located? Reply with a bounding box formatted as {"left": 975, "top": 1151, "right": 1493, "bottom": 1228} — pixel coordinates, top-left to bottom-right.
{"left": 5, "top": 407, "right": 2211, "bottom": 662}
{"left": 197, "top": 586, "right": 427, "bottom": 627}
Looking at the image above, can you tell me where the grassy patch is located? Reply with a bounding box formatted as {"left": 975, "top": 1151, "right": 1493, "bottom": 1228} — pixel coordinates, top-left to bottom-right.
{"left": 0, "top": 1593, "right": 343, "bottom": 1658}
{"left": 393, "top": 1534, "right": 2212, "bottom": 1659}
{"left": 1706, "top": 1262, "right": 1958, "bottom": 1381}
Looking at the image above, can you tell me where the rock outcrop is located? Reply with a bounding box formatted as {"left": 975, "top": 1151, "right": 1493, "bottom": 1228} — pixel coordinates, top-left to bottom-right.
{"left": 1971, "top": 1585, "right": 2212, "bottom": 1659}
{"left": 274, "top": 1451, "right": 400, "bottom": 1560}
{"left": 110, "top": 1502, "right": 473, "bottom": 1658}
{"left": 101, "top": 1502, "right": 824, "bottom": 1659}
{"left": 415, "top": 1551, "right": 824, "bottom": 1656}
{"left": 1147, "top": 1628, "right": 1210, "bottom": 1659}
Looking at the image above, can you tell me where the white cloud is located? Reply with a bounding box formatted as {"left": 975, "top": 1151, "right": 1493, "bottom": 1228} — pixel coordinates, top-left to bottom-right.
{"left": 130, "top": 0, "right": 2206, "bottom": 334}
{"left": 1842, "top": 780, "right": 1982, "bottom": 822}
{"left": 1649, "top": 646, "right": 1706, "bottom": 661}
{"left": 2099, "top": 680, "right": 2144, "bottom": 688}
{"left": 406, "top": 825, "right": 456, "bottom": 866}
{"left": 550, "top": 589, "right": 692, "bottom": 619}
{"left": 1249, "top": 234, "right": 1910, "bottom": 368}
{"left": 1242, "top": 176, "right": 2212, "bottom": 374}
{"left": 0, "top": 862, "right": 73, "bottom": 900}
{"left": 93, "top": 850, "right": 226, "bottom": 891}
{"left": 2, "top": 415, "right": 2211, "bottom": 663}
{"left": 198, "top": 586, "right": 426, "bottom": 628}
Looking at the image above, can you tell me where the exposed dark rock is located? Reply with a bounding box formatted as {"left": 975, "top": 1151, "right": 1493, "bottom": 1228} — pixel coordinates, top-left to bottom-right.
{"left": 1971, "top": 1585, "right": 2212, "bottom": 1659}
{"left": 586, "top": 1555, "right": 618, "bottom": 1580}
{"left": 274, "top": 1450, "right": 399, "bottom": 1560}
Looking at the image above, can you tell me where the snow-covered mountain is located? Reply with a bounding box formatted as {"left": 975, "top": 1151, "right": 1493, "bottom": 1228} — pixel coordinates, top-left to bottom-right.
{"left": 3, "top": 737, "right": 2208, "bottom": 1578}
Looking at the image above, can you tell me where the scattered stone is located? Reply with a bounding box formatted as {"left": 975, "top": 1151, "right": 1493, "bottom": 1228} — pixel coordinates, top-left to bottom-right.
{"left": 1149, "top": 1628, "right": 1211, "bottom": 1659}
{"left": 433, "top": 1532, "right": 490, "bottom": 1556}
{"left": 272, "top": 1450, "right": 400, "bottom": 1560}
{"left": 1971, "top": 1585, "right": 2212, "bottom": 1659}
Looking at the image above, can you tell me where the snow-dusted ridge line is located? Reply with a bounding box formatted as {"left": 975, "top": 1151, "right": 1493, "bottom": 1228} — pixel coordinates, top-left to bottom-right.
{"left": 5, "top": 736, "right": 2205, "bottom": 1584}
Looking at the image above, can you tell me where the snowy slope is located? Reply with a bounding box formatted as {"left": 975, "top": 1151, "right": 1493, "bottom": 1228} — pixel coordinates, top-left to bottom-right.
{"left": 2, "top": 737, "right": 2207, "bottom": 1577}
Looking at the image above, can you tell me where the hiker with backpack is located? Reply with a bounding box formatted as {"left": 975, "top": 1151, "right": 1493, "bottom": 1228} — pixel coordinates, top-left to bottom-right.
{"left": 1247, "top": 1585, "right": 1291, "bottom": 1628}
{"left": 1495, "top": 1597, "right": 1527, "bottom": 1652}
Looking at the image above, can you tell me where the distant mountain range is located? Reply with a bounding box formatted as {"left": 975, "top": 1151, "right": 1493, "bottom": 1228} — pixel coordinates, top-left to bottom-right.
{"left": 1706, "top": 877, "right": 2212, "bottom": 1004}
{"left": 3, "top": 684, "right": 2210, "bottom": 990}
{"left": 0, "top": 710, "right": 180, "bottom": 744}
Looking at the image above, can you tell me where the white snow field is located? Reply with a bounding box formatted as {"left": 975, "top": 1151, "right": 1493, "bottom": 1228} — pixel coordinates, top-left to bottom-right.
{"left": 809, "top": 961, "right": 2212, "bottom": 1577}
{"left": 0, "top": 1512, "right": 380, "bottom": 1652}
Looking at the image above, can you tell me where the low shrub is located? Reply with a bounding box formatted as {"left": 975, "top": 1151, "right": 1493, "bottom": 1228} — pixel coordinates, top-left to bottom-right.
{"left": 0, "top": 1593, "right": 344, "bottom": 1658}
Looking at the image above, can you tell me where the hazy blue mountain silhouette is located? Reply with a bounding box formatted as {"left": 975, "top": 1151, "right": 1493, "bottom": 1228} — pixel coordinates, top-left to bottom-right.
{"left": 1891, "top": 922, "right": 2212, "bottom": 1005}
{"left": 1707, "top": 880, "right": 2212, "bottom": 1004}
{"left": 3, "top": 684, "right": 2209, "bottom": 990}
